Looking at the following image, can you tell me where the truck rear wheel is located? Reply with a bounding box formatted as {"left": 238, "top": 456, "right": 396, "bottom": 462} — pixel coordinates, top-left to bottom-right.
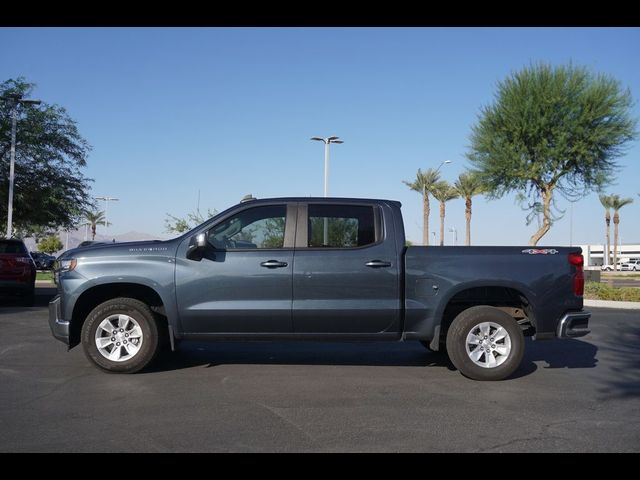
{"left": 81, "top": 297, "right": 160, "bottom": 373}
{"left": 445, "top": 306, "right": 524, "bottom": 381}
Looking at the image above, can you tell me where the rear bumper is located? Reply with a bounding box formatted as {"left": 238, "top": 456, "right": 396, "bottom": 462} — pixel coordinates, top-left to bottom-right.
{"left": 0, "top": 280, "right": 35, "bottom": 296}
{"left": 556, "top": 310, "right": 591, "bottom": 338}
{"left": 48, "top": 295, "right": 70, "bottom": 345}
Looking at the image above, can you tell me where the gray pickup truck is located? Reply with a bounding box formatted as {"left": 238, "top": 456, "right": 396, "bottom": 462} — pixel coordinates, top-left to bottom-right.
{"left": 49, "top": 197, "right": 590, "bottom": 380}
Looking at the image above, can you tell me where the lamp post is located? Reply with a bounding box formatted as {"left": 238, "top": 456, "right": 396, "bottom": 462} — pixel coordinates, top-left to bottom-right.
{"left": 5, "top": 94, "right": 41, "bottom": 238}
{"left": 569, "top": 199, "right": 575, "bottom": 247}
{"left": 95, "top": 196, "right": 119, "bottom": 238}
{"left": 310, "top": 136, "right": 344, "bottom": 197}
{"left": 436, "top": 159, "right": 452, "bottom": 174}
{"left": 449, "top": 226, "right": 457, "bottom": 246}
{"left": 311, "top": 136, "right": 343, "bottom": 245}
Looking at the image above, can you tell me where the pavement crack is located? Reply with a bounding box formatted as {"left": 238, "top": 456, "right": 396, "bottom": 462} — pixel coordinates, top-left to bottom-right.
{"left": 255, "top": 402, "right": 318, "bottom": 447}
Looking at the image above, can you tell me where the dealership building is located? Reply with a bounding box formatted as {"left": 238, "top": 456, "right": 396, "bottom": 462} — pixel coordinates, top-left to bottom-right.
{"left": 577, "top": 243, "right": 640, "bottom": 268}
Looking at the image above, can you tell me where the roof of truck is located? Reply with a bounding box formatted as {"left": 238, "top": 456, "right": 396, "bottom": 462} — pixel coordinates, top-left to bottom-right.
{"left": 238, "top": 197, "right": 402, "bottom": 207}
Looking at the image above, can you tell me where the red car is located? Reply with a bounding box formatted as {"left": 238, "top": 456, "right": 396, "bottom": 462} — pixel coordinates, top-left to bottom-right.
{"left": 1, "top": 239, "right": 36, "bottom": 305}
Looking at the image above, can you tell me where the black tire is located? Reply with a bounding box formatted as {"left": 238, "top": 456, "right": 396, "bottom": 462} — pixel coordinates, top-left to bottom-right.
{"left": 445, "top": 306, "right": 524, "bottom": 381}
{"left": 81, "top": 297, "right": 160, "bottom": 373}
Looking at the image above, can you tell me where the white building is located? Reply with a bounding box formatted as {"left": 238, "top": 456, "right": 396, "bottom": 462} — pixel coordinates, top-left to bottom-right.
{"left": 577, "top": 243, "right": 640, "bottom": 268}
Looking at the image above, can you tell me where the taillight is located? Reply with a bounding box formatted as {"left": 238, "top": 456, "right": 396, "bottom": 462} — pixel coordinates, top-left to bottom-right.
{"left": 569, "top": 253, "right": 584, "bottom": 296}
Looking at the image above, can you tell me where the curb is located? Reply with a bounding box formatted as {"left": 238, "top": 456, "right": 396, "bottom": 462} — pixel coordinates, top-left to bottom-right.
{"left": 584, "top": 299, "right": 640, "bottom": 310}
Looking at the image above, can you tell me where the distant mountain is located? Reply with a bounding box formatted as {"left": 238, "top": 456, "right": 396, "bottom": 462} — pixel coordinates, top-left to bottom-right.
{"left": 24, "top": 228, "right": 172, "bottom": 257}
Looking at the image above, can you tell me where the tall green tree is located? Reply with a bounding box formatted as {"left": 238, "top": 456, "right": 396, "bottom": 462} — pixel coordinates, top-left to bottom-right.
{"left": 1, "top": 78, "right": 94, "bottom": 235}
{"left": 467, "top": 63, "right": 637, "bottom": 245}
{"left": 610, "top": 195, "right": 634, "bottom": 271}
{"left": 83, "top": 210, "right": 108, "bottom": 240}
{"left": 598, "top": 194, "right": 615, "bottom": 266}
{"left": 431, "top": 181, "right": 458, "bottom": 246}
{"left": 403, "top": 168, "right": 442, "bottom": 245}
{"left": 453, "top": 172, "right": 484, "bottom": 246}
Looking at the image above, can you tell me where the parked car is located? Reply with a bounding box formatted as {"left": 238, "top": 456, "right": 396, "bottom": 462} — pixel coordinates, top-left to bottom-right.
{"left": 602, "top": 262, "right": 629, "bottom": 271}
{"left": 620, "top": 260, "right": 640, "bottom": 271}
{"left": 49, "top": 197, "right": 590, "bottom": 381}
{"left": 31, "top": 251, "right": 56, "bottom": 270}
{"left": 601, "top": 264, "right": 617, "bottom": 271}
{"left": 1, "top": 238, "right": 36, "bottom": 305}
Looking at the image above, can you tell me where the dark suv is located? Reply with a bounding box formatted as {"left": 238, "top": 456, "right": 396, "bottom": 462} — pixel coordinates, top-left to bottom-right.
{"left": 1, "top": 239, "right": 36, "bottom": 304}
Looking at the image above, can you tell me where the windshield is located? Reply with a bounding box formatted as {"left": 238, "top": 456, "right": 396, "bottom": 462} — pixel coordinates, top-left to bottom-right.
{"left": 0, "top": 240, "right": 28, "bottom": 254}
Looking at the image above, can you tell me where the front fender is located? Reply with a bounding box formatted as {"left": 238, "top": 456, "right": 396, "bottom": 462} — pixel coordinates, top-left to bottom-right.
{"left": 60, "top": 256, "right": 180, "bottom": 335}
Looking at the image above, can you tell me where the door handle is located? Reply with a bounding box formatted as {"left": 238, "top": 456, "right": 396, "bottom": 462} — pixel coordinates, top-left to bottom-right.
{"left": 365, "top": 260, "right": 392, "bottom": 268}
{"left": 260, "top": 260, "right": 289, "bottom": 268}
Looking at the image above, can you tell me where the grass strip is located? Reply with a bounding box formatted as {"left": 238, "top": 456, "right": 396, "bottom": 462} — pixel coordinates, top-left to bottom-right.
{"left": 585, "top": 281, "right": 640, "bottom": 302}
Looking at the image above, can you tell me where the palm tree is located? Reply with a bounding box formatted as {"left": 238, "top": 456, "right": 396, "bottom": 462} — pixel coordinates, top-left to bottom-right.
{"left": 431, "top": 181, "right": 458, "bottom": 246}
{"left": 403, "top": 168, "right": 442, "bottom": 245}
{"left": 83, "top": 210, "right": 108, "bottom": 240}
{"left": 453, "top": 172, "right": 484, "bottom": 246}
{"left": 610, "top": 195, "right": 634, "bottom": 271}
{"left": 598, "top": 194, "right": 614, "bottom": 267}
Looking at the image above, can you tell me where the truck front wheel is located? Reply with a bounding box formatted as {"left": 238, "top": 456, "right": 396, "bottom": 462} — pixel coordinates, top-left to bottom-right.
{"left": 446, "top": 306, "right": 524, "bottom": 381}
{"left": 81, "top": 297, "right": 161, "bottom": 373}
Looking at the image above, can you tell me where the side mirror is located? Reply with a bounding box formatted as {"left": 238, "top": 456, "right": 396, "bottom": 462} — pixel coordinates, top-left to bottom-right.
{"left": 187, "top": 232, "right": 207, "bottom": 260}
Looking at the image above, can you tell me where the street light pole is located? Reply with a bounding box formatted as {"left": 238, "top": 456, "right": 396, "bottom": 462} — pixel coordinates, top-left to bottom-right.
{"left": 449, "top": 226, "right": 457, "bottom": 246}
{"left": 311, "top": 136, "right": 343, "bottom": 245}
{"left": 323, "top": 141, "right": 330, "bottom": 197}
{"left": 95, "top": 196, "right": 119, "bottom": 239}
{"left": 5, "top": 95, "right": 41, "bottom": 238}
{"left": 569, "top": 200, "right": 574, "bottom": 247}
{"left": 311, "top": 136, "right": 344, "bottom": 197}
{"left": 436, "top": 159, "right": 452, "bottom": 174}
{"left": 6, "top": 105, "right": 17, "bottom": 238}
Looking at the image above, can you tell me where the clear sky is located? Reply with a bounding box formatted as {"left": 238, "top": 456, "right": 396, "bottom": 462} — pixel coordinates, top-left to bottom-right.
{"left": 1, "top": 27, "right": 639, "bottom": 246}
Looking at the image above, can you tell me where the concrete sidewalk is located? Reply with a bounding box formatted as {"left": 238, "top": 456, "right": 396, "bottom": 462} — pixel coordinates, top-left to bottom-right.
{"left": 584, "top": 299, "right": 640, "bottom": 310}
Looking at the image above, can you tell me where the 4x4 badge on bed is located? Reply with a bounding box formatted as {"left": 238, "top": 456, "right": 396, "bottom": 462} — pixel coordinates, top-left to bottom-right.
{"left": 521, "top": 248, "right": 559, "bottom": 255}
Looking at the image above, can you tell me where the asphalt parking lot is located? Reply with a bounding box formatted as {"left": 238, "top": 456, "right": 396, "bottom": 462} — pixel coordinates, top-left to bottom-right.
{"left": 1, "top": 290, "right": 639, "bottom": 452}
